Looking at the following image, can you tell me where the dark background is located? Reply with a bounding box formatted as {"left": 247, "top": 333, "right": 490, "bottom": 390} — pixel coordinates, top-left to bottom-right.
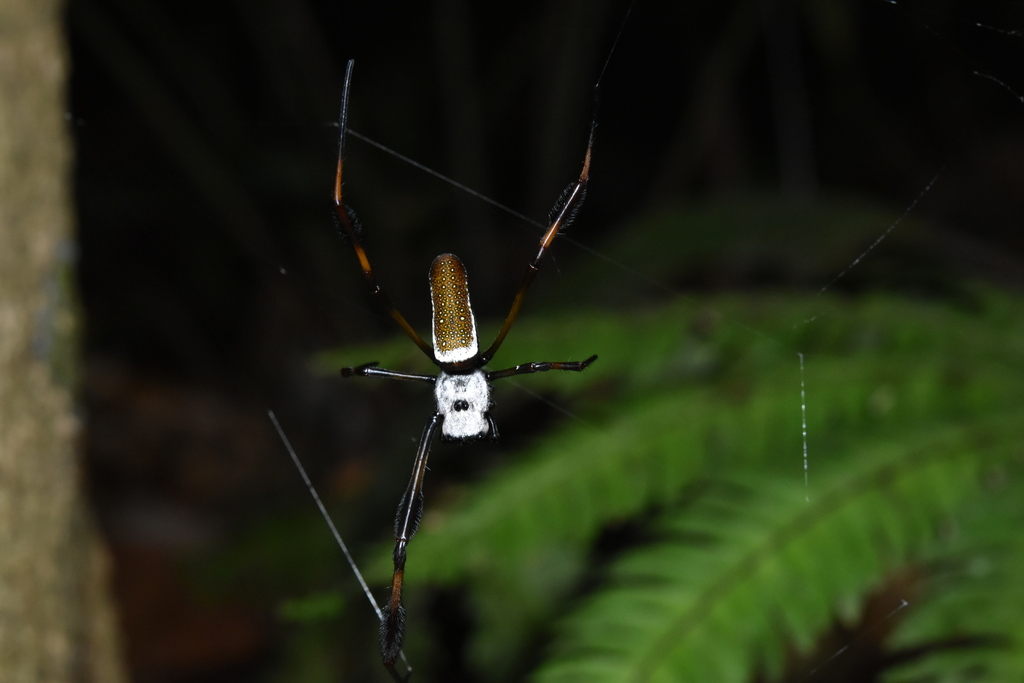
{"left": 66, "top": 0, "right": 1024, "bottom": 681}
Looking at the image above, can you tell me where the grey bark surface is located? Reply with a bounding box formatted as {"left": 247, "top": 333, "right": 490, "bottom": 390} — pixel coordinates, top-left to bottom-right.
{"left": 0, "top": 0, "right": 127, "bottom": 681}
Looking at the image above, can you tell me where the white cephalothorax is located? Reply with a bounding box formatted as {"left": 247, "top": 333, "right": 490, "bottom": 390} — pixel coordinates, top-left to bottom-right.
{"left": 434, "top": 370, "right": 491, "bottom": 441}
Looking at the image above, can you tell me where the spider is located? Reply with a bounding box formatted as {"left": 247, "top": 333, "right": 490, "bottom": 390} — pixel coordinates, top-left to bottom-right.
{"left": 332, "top": 60, "right": 597, "bottom": 674}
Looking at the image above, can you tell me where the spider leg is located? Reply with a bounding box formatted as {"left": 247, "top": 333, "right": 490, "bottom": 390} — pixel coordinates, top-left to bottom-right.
{"left": 381, "top": 412, "right": 443, "bottom": 669}
{"left": 335, "top": 60, "right": 434, "bottom": 361}
{"left": 486, "top": 354, "right": 597, "bottom": 381}
{"left": 341, "top": 362, "right": 436, "bottom": 384}
{"left": 478, "top": 116, "right": 596, "bottom": 365}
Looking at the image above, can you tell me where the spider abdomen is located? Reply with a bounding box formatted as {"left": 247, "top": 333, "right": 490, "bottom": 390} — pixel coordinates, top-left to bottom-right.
{"left": 435, "top": 370, "right": 491, "bottom": 441}
{"left": 430, "top": 254, "right": 479, "bottom": 363}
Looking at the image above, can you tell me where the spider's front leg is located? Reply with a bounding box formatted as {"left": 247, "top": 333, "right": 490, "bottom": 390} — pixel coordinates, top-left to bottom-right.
{"left": 381, "top": 412, "right": 442, "bottom": 668}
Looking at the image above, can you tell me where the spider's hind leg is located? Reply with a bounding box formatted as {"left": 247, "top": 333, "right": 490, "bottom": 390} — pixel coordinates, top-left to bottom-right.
{"left": 334, "top": 60, "right": 435, "bottom": 361}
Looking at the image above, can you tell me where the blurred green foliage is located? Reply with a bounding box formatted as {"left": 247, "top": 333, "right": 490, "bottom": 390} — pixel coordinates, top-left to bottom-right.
{"left": 311, "top": 280, "right": 1024, "bottom": 681}
{"left": 217, "top": 200, "right": 1024, "bottom": 681}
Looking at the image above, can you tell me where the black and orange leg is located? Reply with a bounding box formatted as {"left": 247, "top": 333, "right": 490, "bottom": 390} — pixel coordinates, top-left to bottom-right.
{"left": 380, "top": 412, "right": 442, "bottom": 670}
{"left": 485, "top": 354, "right": 598, "bottom": 381}
{"left": 335, "top": 60, "right": 434, "bottom": 361}
{"left": 478, "top": 115, "right": 597, "bottom": 365}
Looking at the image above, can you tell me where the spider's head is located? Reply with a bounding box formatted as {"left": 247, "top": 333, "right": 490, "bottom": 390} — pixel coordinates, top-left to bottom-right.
{"left": 435, "top": 370, "right": 492, "bottom": 441}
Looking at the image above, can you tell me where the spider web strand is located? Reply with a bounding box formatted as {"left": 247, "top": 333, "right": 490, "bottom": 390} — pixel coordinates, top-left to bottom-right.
{"left": 267, "top": 409, "right": 413, "bottom": 678}
{"left": 817, "top": 166, "right": 943, "bottom": 295}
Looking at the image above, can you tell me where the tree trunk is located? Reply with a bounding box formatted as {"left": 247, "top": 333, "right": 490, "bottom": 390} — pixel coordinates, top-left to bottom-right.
{"left": 0, "top": 0, "right": 127, "bottom": 681}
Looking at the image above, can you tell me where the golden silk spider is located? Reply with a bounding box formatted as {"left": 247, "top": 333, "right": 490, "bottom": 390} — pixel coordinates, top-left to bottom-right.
{"left": 332, "top": 60, "right": 597, "bottom": 676}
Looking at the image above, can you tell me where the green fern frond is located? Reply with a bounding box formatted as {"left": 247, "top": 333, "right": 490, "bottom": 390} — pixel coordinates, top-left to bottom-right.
{"left": 402, "top": 293, "right": 1022, "bottom": 585}
{"left": 531, "top": 413, "right": 1024, "bottom": 683}
{"left": 311, "top": 289, "right": 1022, "bottom": 680}
{"left": 883, "top": 467, "right": 1024, "bottom": 682}
{"left": 374, "top": 290, "right": 1023, "bottom": 679}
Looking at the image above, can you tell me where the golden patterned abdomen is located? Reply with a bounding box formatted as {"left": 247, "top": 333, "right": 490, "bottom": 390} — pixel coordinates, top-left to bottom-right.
{"left": 430, "top": 254, "right": 478, "bottom": 363}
